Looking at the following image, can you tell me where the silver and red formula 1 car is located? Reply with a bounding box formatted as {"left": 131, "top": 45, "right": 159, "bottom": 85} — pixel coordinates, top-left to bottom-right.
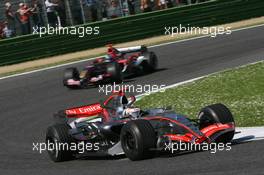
{"left": 46, "top": 90, "right": 235, "bottom": 162}
{"left": 63, "top": 45, "right": 158, "bottom": 89}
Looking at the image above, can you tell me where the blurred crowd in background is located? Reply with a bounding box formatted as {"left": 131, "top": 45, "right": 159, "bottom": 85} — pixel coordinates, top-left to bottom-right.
{"left": 0, "top": 0, "right": 210, "bottom": 39}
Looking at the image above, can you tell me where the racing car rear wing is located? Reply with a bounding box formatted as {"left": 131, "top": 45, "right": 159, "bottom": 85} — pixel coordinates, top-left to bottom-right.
{"left": 65, "top": 103, "right": 103, "bottom": 118}
{"left": 116, "top": 45, "right": 147, "bottom": 54}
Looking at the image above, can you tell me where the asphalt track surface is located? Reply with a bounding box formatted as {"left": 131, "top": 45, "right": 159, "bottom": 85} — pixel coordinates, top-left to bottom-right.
{"left": 1, "top": 26, "right": 264, "bottom": 175}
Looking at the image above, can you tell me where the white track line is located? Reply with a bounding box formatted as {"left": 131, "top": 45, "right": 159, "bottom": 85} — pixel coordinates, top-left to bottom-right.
{"left": 234, "top": 127, "right": 264, "bottom": 142}
{"left": 135, "top": 76, "right": 205, "bottom": 100}
{"left": 1, "top": 23, "right": 264, "bottom": 81}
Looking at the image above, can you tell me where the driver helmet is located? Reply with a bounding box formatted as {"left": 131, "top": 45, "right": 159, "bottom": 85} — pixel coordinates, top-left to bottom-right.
{"left": 104, "top": 54, "right": 114, "bottom": 62}
{"left": 123, "top": 108, "right": 141, "bottom": 119}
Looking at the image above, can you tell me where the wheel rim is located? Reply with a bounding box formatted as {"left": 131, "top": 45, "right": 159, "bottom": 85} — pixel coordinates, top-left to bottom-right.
{"left": 124, "top": 132, "right": 136, "bottom": 150}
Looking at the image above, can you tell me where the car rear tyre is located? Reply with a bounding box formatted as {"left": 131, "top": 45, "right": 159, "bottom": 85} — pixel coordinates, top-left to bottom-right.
{"left": 46, "top": 124, "right": 75, "bottom": 162}
{"left": 121, "top": 120, "right": 156, "bottom": 161}
{"left": 142, "top": 52, "right": 158, "bottom": 73}
{"left": 198, "top": 103, "right": 235, "bottom": 143}
{"left": 106, "top": 62, "right": 123, "bottom": 83}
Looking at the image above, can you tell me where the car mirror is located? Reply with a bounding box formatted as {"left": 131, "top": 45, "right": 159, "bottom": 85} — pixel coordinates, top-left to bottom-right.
{"left": 100, "top": 100, "right": 115, "bottom": 110}
{"left": 121, "top": 96, "right": 128, "bottom": 105}
{"left": 100, "top": 100, "right": 107, "bottom": 108}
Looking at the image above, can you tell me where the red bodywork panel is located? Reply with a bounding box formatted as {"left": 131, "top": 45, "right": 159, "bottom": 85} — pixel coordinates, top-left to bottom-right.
{"left": 106, "top": 45, "right": 141, "bottom": 65}
{"left": 201, "top": 123, "right": 235, "bottom": 138}
{"left": 164, "top": 122, "right": 235, "bottom": 144}
{"left": 66, "top": 103, "right": 103, "bottom": 118}
{"left": 117, "top": 59, "right": 127, "bottom": 64}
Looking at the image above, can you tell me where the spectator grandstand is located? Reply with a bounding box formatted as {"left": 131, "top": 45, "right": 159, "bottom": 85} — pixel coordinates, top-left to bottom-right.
{"left": 0, "top": 0, "right": 209, "bottom": 39}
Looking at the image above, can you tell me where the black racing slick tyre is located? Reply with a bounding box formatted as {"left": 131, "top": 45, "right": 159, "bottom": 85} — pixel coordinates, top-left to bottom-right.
{"left": 121, "top": 120, "right": 156, "bottom": 161}
{"left": 63, "top": 67, "right": 80, "bottom": 87}
{"left": 106, "top": 62, "right": 123, "bottom": 83}
{"left": 142, "top": 51, "right": 158, "bottom": 73}
{"left": 198, "top": 103, "right": 235, "bottom": 143}
{"left": 46, "top": 124, "right": 75, "bottom": 162}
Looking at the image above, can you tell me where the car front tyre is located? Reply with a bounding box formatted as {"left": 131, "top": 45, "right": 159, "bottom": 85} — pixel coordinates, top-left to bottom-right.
{"left": 120, "top": 120, "right": 156, "bottom": 161}
{"left": 198, "top": 103, "right": 235, "bottom": 143}
{"left": 46, "top": 124, "right": 75, "bottom": 162}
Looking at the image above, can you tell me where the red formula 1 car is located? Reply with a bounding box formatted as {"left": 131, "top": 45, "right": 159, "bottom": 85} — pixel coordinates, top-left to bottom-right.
{"left": 63, "top": 45, "right": 158, "bottom": 89}
{"left": 46, "top": 91, "right": 235, "bottom": 162}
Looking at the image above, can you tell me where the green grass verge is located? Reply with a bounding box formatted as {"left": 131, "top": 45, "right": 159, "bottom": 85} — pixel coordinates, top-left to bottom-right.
{"left": 136, "top": 61, "right": 264, "bottom": 127}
